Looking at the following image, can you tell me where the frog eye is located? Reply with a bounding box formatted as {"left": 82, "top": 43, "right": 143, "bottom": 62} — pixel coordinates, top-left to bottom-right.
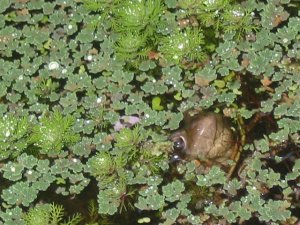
{"left": 172, "top": 136, "right": 186, "bottom": 151}
{"left": 169, "top": 154, "right": 182, "bottom": 163}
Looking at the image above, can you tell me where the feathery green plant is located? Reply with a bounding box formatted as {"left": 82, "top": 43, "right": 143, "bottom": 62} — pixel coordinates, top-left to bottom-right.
{"left": 86, "top": 150, "right": 118, "bottom": 186}
{"left": 24, "top": 203, "right": 82, "bottom": 225}
{"left": 112, "top": 0, "right": 163, "bottom": 33}
{"left": 35, "top": 78, "right": 59, "bottom": 98}
{"left": 85, "top": 126, "right": 169, "bottom": 215}
{"left": 82, "top": 0, "right": 121, "bottom": 12}
{"left": 222, "top": 6, "right": 258, "bottom": 39}
{"left": 29, "top": 111, "right": 79, "bottom": 157}
{"left": 114, "top": 32, "right": 149, "bottom": 61}
{"left": 0, "top": 114, "right": 30, "bottom": 160}
{"left": 112, "top": 0, "right": 163, "bottom": 63}
{"left": 0, "top": 0, "right": 299, "bottom": 224}
{"left": 159, "top": 28, "right": 206, "bottom": 64}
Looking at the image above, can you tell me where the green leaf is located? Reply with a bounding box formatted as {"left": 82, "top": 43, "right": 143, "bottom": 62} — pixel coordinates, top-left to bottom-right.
{"left": 2, "top": 162, "right": 24, "bottom": 182}
{"left": 213, "top": 80, "right": 226, "bottom": 88}
{"left": 139, "top": 60, "right": 157, "bottom": 71}
{"left": 2, "top": 182, "right": 39, "bottom": 207}
{"left": 162, "top": 180, "right": 185, "bottom": 202}
{"left": 254, "top": 137, "right": 270, "bottom": 153}
{"left": 135, "top": 186, "right": 165, "bottom": 210}
{"left": 0, "top": 0, "right": 10, "bottom": 13}
{"left": 269, "top": 128, "right": 289, "bottom": 142}
{"left": 258, "top": 200, "right": 291, "bottom": 222}
{"left": 152, "top": 96, "right": 164, "bottom": 111}
{"left": 196, "top": 166, "right": 227, "bottom": 186}
{"left": 164, "top": 112, "right": 183, "bottom": 130}
{"left": 196, "top": 66, "right": 217, "bottom": 82}
{"left": 159, "top": 28, "right": 206, "bottom": 64}
{"left": 0, "top": 207, "right": 24, "bottom": 225}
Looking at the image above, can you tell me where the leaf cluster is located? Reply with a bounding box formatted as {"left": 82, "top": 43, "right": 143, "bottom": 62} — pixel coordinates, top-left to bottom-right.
{"left": 86, "top": 126, "right": 170, "bottom": 215}
{"left": 0, "top": 115, "right": 29, "bottom": 160}
{"left": 0, "top": 111, "right": 79, "bottom": 160}
{"left": 30, "top": 110, "right": 79, "bottom": 157}
{"left": 24, "top": 203, "right": 82, "bottom": 225}
{"left": 112, "top": 0, "right": 164, "bottom": 62}
{"left": 0, "top": 0, "right": 300, "bottom": 224}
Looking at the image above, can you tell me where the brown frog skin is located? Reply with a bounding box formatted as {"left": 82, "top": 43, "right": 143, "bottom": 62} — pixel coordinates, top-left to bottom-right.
{"left": 170, "top": 112, "right": 237, "bottom": 167}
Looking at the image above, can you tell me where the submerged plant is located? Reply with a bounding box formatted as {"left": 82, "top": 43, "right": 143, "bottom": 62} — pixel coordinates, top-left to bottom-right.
{"left": 114, "top": 32, "right": 149, "bottom": 61}
{"left": 113, "top": 0, "right": 163, "bottom": 33}
{"left": 85, "top": 125, "right": 170, "bottom": 215}
{"left": 114, "top": 126, "right": 147, "bottom": 149}
{"left": 195, "top": 0, "right": 233, "bottom": 28}
{"left": 177, "top": 0, "right": 258, "bottom": 39}
{"left": 159, "top": 28, "right": 206, "bottom": 64}
{"left": 177, "top": 0, "right": 202, "bottom": 11}
{"left": 82, "top": 0, "right": 121, "bottom": 12}
{"left": 222, "top": 7, "right": 258, "bottom": 39}
{"left": 29, "top": 111, "right": 79, "bottom": 157}
{"left": 88, "top": 151, "right": 136, "bottom": 215}
{"left": 86, "top": 150, "right": 118, "bottom": 186}
{"left": 34, "top": 78, "right": 59, "bottom": 98}
{"left": 24, "top": 203, "right": 82, "bottom": 225}
{"left": 0, "top": 114, "right": 30, "bottom": 160}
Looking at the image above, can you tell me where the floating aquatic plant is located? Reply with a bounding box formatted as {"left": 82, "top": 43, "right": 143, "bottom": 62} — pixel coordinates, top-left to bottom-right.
{"left": 0, "top": 0, "right": 299, "bottom": 224}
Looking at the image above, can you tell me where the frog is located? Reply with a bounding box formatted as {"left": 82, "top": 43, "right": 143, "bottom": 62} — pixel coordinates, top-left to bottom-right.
{"left": 169, "top": 111, "right": 240, "bottom": 174}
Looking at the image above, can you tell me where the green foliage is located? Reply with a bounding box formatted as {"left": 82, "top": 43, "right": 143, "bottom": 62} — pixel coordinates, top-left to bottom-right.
{"left": 88, "top": 126, "right": 170, "bottom": 215}
{"left": 24, "top": 203, "right": 63, "bottom": 225}
{"left": 162, "top": 180, "right": 185, "bottom": 202}
{"left": 30, "top": 111, "right": 79, "bottom": 157}
{"left": 97, "top": 181, "right": 127, "bottom": 215}
{"left": 113, "top": 0, "right": 163, "bottom": 33}
{"left": 114, "top": 126, "right": 147, "bottom": 149}
{"left": 51, "top": 157, "right": 89, "bottom": 196}
{"left": 0, "top": 207, "right": 24, "bottom": 225}
{"left": 0, "top": 0, "right": 300, "bottom": 224}
{"left": 24, "top": 203, "right": 82, "bottom": 225}
{"left": 82, "top": 0, "right": 121, "bottom": 13}
{"left": 86, "top": 150, "right": 117, "bottom": 186}
{"left": 151, "top": 96, "right": 164, "bottom": 111}
{"left": 114, "top": 32, "right": 149, "bottom": 61}
{"left": 0, "top": 114, "right": 29, "bottom": 160}
{"left": 196, "top": 166, "right": 227, "bottom": 187}
{"left": 85, "top": 126, "right": 170, "bottom": 215}
{"left": 34, "top": 78, "right": 59, "bottom": 99}
{"left": 1, "top": 181, "right": 39, "bottom": 207}
{"left": 0, "top": 152, "right": 88, "bottom": 209}
{"left": 84, "top": 0, "right": 165, "bottom": 64}
{"left": 175, "top": 0, "right": 259, "bottom": 41}
{"left": 159, "top": 28, "right": 206, "bottom": 64}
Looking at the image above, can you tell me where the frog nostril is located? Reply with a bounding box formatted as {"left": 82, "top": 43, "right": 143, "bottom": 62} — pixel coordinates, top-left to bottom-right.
{"left": 173, "top": 136, "right": 186, "bottom": 151}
